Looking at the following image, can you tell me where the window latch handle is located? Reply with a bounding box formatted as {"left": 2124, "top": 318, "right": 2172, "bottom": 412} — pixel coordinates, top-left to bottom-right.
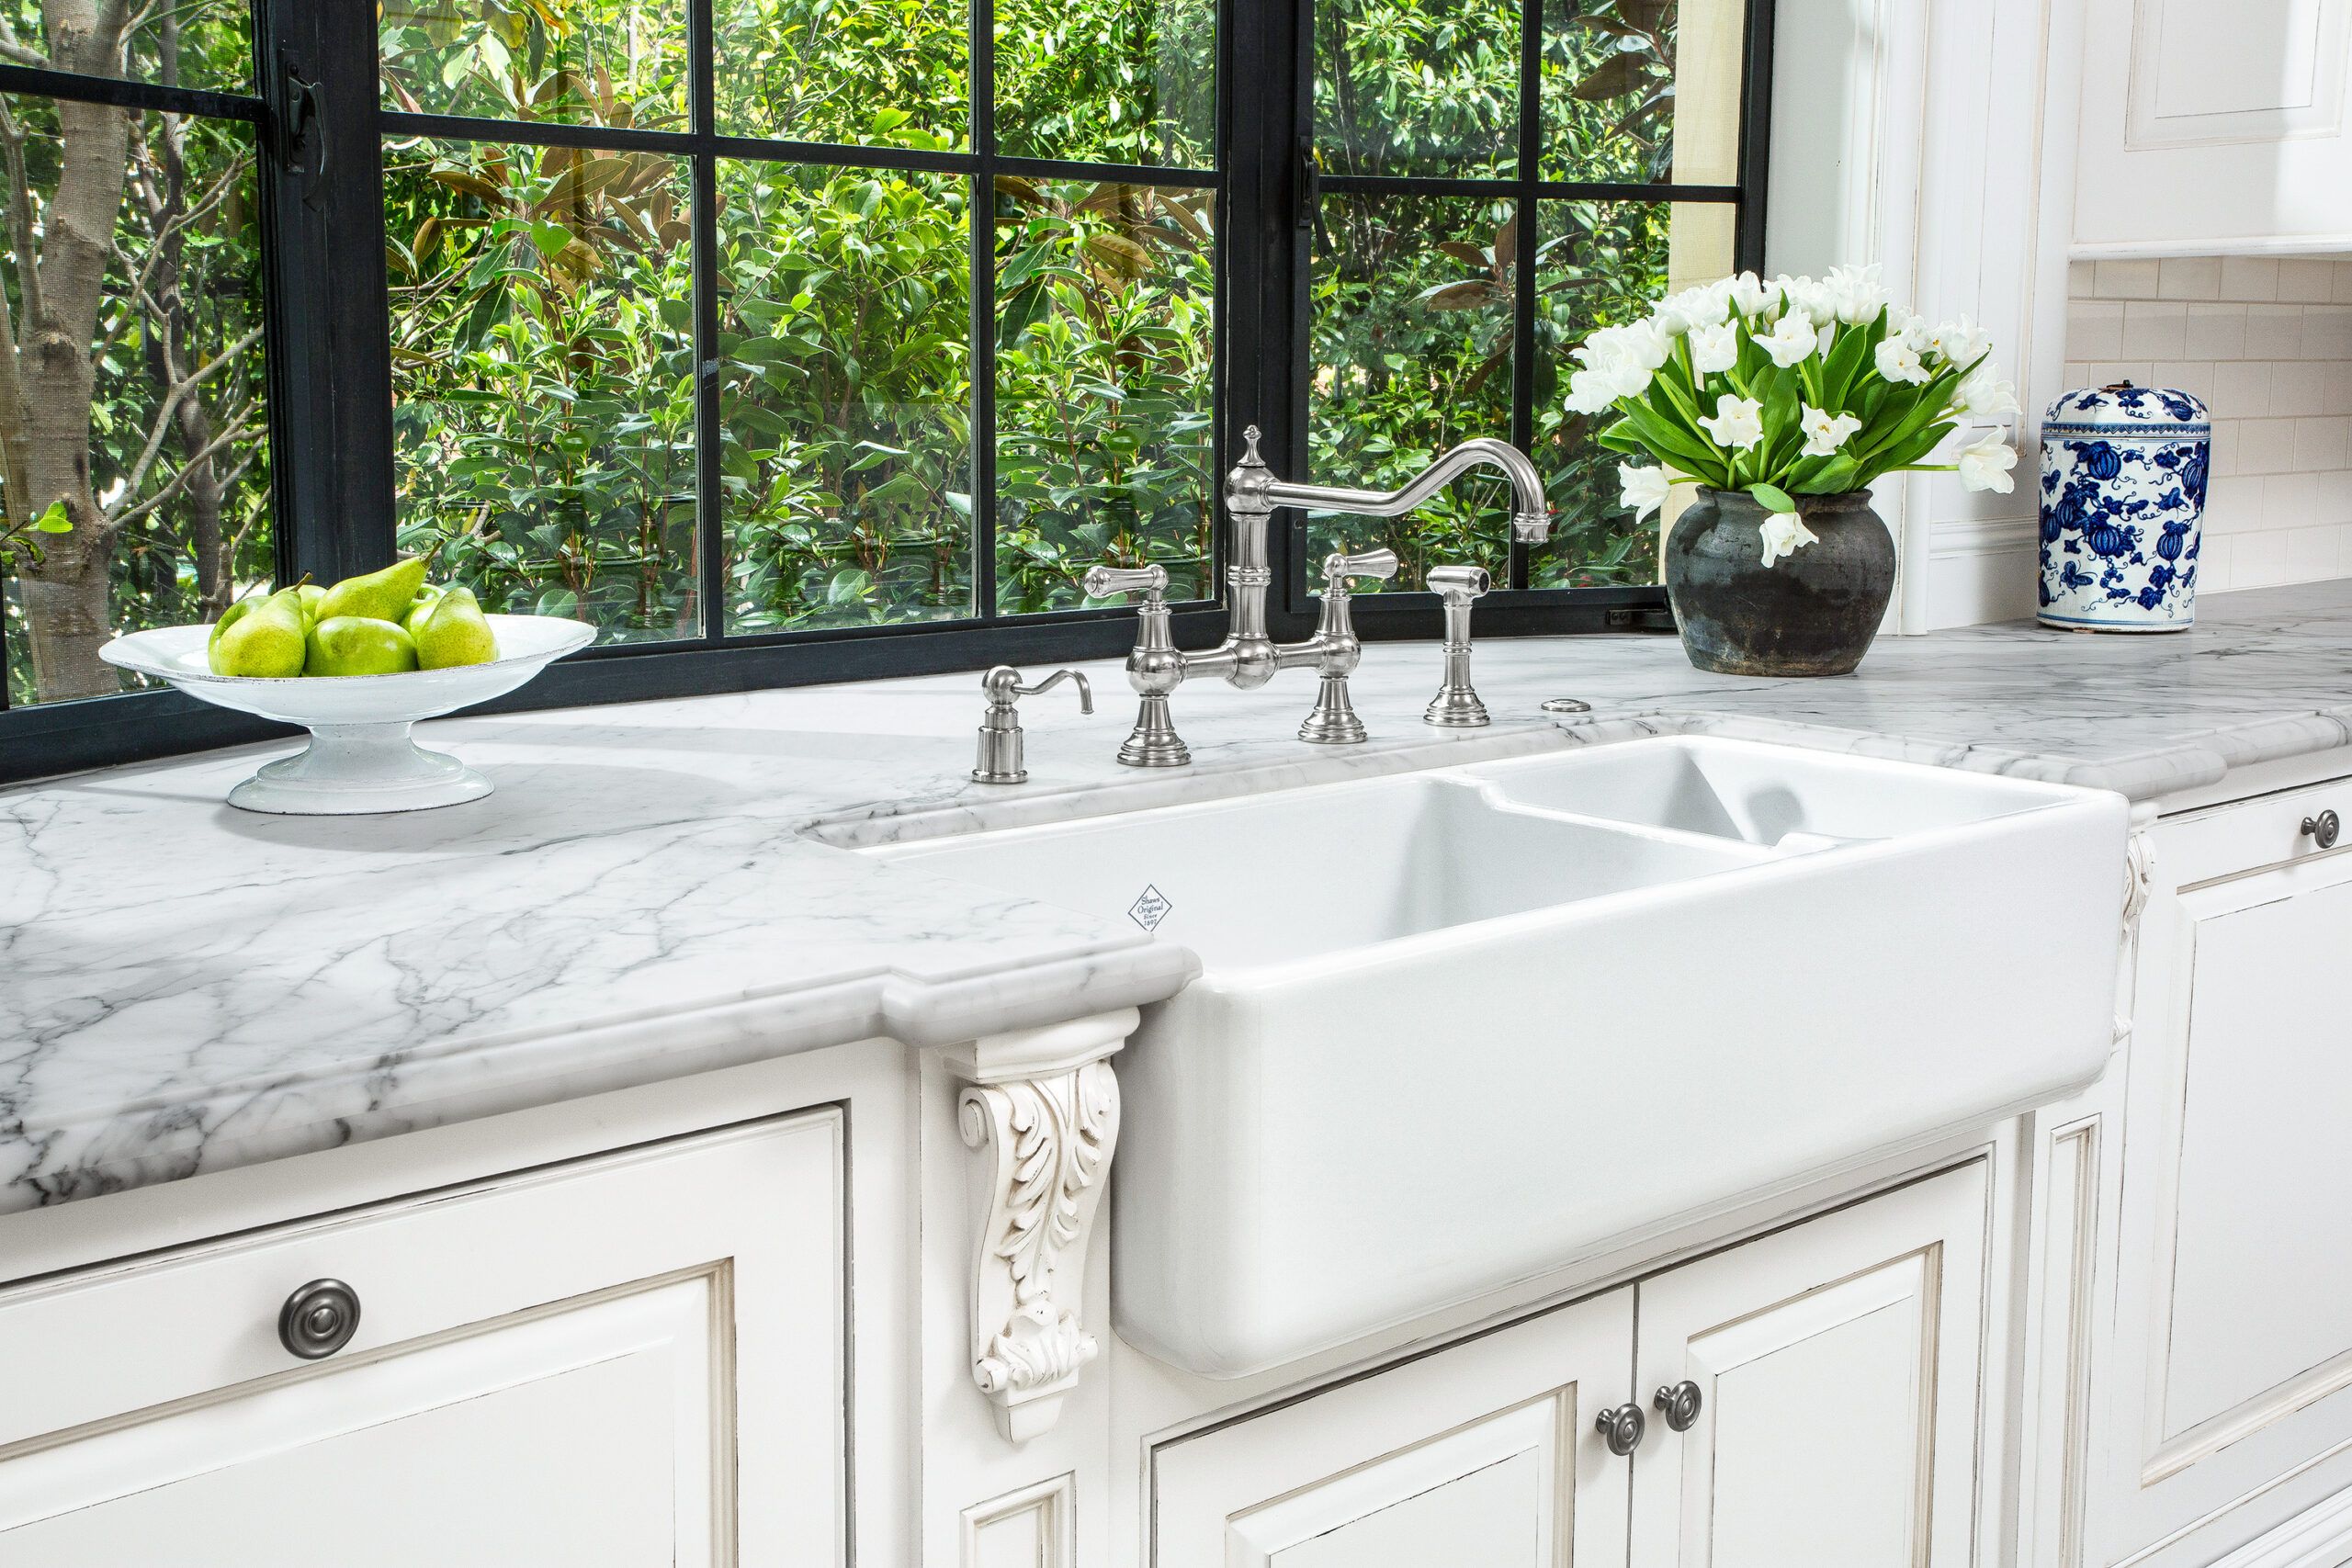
{"left": 280, "top": 53, "right": 327, "bottom": 184}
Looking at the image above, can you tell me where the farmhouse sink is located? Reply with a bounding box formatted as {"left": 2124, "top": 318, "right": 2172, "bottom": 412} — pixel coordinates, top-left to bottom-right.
{"left": 871, "top": 737, "right": 2130, "bottom": 1376}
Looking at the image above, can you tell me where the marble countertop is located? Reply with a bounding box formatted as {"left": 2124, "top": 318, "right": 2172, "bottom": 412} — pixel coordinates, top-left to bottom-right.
{"left": 7, "top": 580, "right": 2352, "bottom": 1216}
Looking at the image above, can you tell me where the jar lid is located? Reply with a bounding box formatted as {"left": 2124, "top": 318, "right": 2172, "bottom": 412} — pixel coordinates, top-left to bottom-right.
{"left": 2045, "top": 380, "right": 2210, "bottom": 435}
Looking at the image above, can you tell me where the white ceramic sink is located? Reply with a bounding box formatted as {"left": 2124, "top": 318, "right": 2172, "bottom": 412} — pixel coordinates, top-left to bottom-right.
{"left": 871, "top": 736, "right": 2130, "bottom": 1376}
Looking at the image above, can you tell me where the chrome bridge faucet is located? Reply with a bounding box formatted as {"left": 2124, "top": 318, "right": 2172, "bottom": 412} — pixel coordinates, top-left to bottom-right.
{"left": 1081, "top": 425, "right": 1552, "bottom": 766}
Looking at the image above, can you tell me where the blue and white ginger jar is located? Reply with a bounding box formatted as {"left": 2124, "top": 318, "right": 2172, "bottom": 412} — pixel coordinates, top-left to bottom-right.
{"left": 2038, "top": 381, "right": 2209, "bottom": 632}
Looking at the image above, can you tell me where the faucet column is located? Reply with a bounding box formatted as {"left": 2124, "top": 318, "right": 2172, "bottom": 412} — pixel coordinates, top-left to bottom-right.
{"left": 1300, "top": 548, "right": 1398, "bottom": 744}
{"left": 1082, "top": 564, "right": 1192, "bottom": 767}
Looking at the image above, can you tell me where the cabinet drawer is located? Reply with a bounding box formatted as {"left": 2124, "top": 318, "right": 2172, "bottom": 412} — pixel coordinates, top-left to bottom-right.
{"left": 0, "top": 1111, "right": 844, "bottom": 1567}
{"left": 2164, "top": 774, "right": 2352, "bottom": 889}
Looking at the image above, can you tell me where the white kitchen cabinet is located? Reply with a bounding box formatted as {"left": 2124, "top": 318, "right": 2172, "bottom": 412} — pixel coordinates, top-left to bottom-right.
{"left": 0, "top": 1112, "right": 845, "bottom": 1567}
{"left": 2074, "top": 0, "right": 2352, "bottom": 255}
{"left": 1150, "top": 1286, "right": 1634, "bottom": 1568}
{"left": 1631, "top": 1162, "right": 1991, "bottom": 1568}
{"left": 1148, "top": 1165, "right": 1989, "bottom": 1568}
{"left": 2089, "top": 778, "right": 2352, "bottom": 1564}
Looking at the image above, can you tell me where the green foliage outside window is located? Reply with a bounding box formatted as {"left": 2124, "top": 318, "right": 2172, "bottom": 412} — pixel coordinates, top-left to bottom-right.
{"left": 2, "top": 0, "right": 1742, "bottom": 710}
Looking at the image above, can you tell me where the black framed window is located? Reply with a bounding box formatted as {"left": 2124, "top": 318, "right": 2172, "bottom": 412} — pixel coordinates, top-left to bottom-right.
{"left": 0, "top": 0, "right": 1768, "bottom": 782}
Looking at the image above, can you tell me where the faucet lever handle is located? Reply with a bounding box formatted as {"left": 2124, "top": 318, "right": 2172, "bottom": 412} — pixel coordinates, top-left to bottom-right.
{"left": 1083, "top": 563, "right": 1170, "bottom": 604}
{"left": 1322, "top": 548, "right": 1399, "bottom": 592}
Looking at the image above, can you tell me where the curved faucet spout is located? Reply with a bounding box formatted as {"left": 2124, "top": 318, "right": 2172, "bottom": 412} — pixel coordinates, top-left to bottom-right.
{"left": 1229, "top": 430, "right": 1554, "bottom": 543}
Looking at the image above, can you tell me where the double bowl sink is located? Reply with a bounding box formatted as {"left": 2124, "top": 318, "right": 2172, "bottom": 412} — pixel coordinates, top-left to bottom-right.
{"left": 871, "top": 737, "right": 2129, "bottom": 1376}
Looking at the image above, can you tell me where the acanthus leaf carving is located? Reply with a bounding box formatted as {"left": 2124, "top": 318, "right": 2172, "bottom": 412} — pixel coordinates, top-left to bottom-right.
{"left": 959, "top": 1055, "right": 1121, "bottom": 1443}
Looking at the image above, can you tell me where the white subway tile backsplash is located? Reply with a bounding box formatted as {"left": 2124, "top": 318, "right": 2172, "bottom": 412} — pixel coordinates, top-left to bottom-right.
{"left": 2221, "top": 256, "right": 2282, "bottom": 301}
{"left": 2120, "top": 300, "right": 2188, "bottom": 358}
{"left": 2186, "top": 303, "right": 2247, "bottom": 361}
{"left": 2200, "top": 535, "right": 2235, "bottom": 593}
{"left": 2210, "top": 418, "right": 2243, "bottom": 477}
{"left": 2154, "top": 361, "right": 2217, "bottom": 400}
{"left": 2205, "top": 476, "right": 2266, "bottom": 529}
{"left": 2066, "top": 299, "right": 2125, "bottom": 360}
{"left": 2245, "top": 304, "right": 2306, "bottom": 361}
{"left": 2271, "top": 360, "right": 2335, "bottom": 414}
{"left": 2160, "top": 257, "right": 2224, "bottom": 300}
{"left": 2268, "top": 470, "right": 2321, "bottom": 523}
{"left": 2319, "top": 469, "right": 2352, "bottom": 524}
{"left": 2235, "top": 530, "right": 2291, "bottom": 587}
{"left": 2095, "top": 258, "right": 2162, "bottom": 299}
{"left": 2287, "top": 525, "right": 2346, "bottom": 577}
{"left": 2065, "top": 253, "right": 2352, "bottom": 594}
{"left": 2240, "top": 418, "right": 2300, "bottom": 475}
{"left": 2211, "top": 359, "right": 2272, "bottom": 417}
{"left": 2296, "top": 416, "right": 2352, "bottom": 471}
{"left": 2282, "top": 260, "right": 2340, "bottom": 303}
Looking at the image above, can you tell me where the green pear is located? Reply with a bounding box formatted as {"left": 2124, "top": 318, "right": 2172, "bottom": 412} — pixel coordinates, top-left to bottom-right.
{"left": 412, "top": 585, "right": 500, "bottom": 669}
{"left": 207, "top": 596, "right": 254, "bottom": 656}
{"left": 305, "top": 615, "right": 420, "bottom": 676}
{"left": 313, "top": 556, "right": 429, "bottom": 625}
{"left": 295, "top": 582, "right": 327, "bottom": 625}
{"left": 401, "top": 583, "right": 447, "bottom": 637}
{"left": 209, "top": 589, "right": 309, "bottom": 678}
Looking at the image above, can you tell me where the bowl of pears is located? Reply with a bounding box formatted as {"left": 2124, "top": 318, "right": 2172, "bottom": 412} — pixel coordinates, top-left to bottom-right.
{"left": 99, "top": 556, "right": 594, "bottom": 816}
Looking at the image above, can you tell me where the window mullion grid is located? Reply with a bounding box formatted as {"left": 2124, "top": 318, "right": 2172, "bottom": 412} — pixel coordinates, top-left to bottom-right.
{"left": 1510, "top": 0, "right": 1542, "bottom": 592}
{"left": 971, "top": 0, "right": 1000, "bottom": 623}
{"left": 689, "top": 0, "right": 725, "bottom": 645}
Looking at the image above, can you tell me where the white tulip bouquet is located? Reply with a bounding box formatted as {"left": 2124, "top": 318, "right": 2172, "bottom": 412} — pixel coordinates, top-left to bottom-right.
{"left": 1570, "top": 265, "right": 2021, "bottom": 567}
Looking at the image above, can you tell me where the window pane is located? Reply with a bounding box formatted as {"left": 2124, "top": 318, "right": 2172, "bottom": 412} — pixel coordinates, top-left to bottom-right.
{"left": 1529, "top": 199, "right": 1733, "bottom": 590}
{"left": 1307, "top": 192, "right": 1517, "bottom": 590}
{"left": 1543, "top": 0, "right": 1747, "bottom": 185}
{"left": 715, "top": 0, "right": 968, "bottom": 151}
{"left": 1314, "top": 0, "right": 1518, "bottom": 178}
{"left": 995, "top": 0, "right": 1216, "bottom": 166}
{"left": 1, "top": 1, "right": 251, "bottom": 94}
{"left": 386, "top": 136, "right": 699, "bottom": 642}
{"left": 380, "top": 1, "right": 687, "bottom": 129}
{"left": 995, "top": 178, "right": 1216, "bottom": 614}
{"left": 719, "top": 162, "right": 973, "bottom": 633}
{"left": 2, "top": 97, "right": 269, "bottom": 706}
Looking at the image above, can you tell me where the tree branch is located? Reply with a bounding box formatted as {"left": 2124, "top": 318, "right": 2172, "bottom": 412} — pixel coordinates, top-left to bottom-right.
{"left": 106, "top": 408, "right": 254, "bottom": 528}
{"left": 109, "top": 321, "right": 261, "bottom": 509}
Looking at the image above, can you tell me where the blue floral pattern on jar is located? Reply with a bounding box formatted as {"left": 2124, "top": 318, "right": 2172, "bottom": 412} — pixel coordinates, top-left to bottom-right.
{"left": 2038, "top": 383, "right": 2209, "bottom": 633}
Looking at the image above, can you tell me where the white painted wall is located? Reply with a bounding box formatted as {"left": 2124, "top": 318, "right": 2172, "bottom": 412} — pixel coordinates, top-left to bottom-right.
{"left": 1766, "top": 0, "right": 2085, "bottom": 631}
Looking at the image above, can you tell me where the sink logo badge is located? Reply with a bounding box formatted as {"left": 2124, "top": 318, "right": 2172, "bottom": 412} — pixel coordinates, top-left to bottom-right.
{"left": 1129, "top": 884, "right": 1173, "bottom": 932}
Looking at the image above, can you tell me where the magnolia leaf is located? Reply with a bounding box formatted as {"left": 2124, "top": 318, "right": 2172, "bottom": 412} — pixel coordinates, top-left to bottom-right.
{"left": 1436, "top": 240, "right": 1490, "bottom": 266}
{"left": 1416, "top": 280, "right": 1498, "bottom": 311}
{"left": 32, "top": 500, "right": 74, "bottom": 534}
{"left": 1574, "top": 53, "right": 1653, "bottom": 101}
{"left": 1748, "top": 482, "right": 1798, "bottom": 513}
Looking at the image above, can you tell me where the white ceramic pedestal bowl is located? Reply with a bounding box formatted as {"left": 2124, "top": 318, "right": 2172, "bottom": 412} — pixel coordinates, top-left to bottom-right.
{"left": 98, "top": 614, "right": 594, "bottom": 815}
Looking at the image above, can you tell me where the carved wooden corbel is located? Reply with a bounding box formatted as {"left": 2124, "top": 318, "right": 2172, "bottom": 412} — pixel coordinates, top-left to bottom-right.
{"left": 944, "top": 1008, "right": 1136, "bottom": 1443}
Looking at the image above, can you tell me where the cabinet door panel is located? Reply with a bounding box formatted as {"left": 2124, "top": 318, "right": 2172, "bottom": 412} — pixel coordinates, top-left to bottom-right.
{"left": 1633, "top": 1163, "right": 1989, "bottom": 1568}
{"left": 1152, "top": 1287, "right": 1632, "bottom": 1568}
{"left": 2096, "top": 853, "right": 2352, "bottom": 1562}
{"left": 0, "top": 1113, "right": 844, "bottom": 1565}
{"left": 2163, "top": 880, "right": 2352, "bottom": 1445}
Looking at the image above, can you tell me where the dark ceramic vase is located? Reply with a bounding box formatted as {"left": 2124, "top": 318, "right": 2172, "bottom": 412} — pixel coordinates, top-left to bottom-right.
{"left": 1663, "top": 489, "right": 1895, "bottom": 677}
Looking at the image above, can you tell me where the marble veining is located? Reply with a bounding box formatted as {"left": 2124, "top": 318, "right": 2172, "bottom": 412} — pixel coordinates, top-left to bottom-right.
{"left": 6, "top": 580, "right": 2352, "bottom": 1215}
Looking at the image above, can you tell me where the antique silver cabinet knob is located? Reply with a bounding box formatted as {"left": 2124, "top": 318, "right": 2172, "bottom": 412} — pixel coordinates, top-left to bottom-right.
{"left": 973, "top": 665, "right": 1093, "bottom": 784}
